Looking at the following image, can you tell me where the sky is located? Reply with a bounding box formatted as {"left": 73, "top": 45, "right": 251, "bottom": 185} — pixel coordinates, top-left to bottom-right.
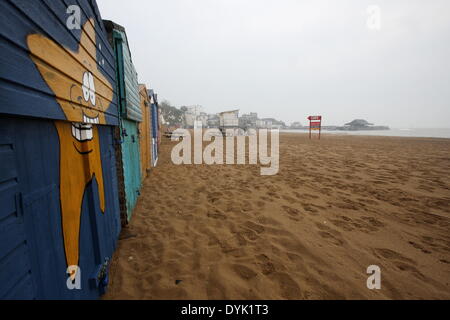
{"left": 97, "top": 0, "right": 450, "bottom": 128}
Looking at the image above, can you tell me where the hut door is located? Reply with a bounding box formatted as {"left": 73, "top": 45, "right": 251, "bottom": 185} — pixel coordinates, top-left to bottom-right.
{"left": 113, "top": 36, "right": 141, "bottom": 220}
{"left": 0, "top": 130, "right": 36, "bottom": 299}
{"left": 151, "top": 103, "right": 159, "bottom": 166}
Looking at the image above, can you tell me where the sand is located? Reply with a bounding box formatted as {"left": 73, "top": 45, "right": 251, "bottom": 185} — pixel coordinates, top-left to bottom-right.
{"left": 103, "top": 133, "right": 450, "bottom": 299}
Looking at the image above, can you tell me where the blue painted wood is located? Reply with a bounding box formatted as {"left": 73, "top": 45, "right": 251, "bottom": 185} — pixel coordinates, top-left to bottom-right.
{"left": 0, "top": 0, "right": 119, "bottom": 125}
{"left": 0, "top": 116, "right": 121, "bottom": 299}
{"left": 0, "top": 0, "right": 121, "bottom": 299}
{"left": 148, "top": 89, "right": 160, "bottom": 166}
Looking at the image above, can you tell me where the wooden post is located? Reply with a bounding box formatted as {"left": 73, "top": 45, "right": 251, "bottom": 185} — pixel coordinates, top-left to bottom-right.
{"left": 309, "top": 119, "right": 312, "bottom": 139}
{"left": 319, "top": 121, "right": 321, "bottom": 140}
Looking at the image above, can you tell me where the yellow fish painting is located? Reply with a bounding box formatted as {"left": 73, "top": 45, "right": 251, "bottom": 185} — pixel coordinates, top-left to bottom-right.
{"left": 27, "top": 19, "right": 114, "bottom": 275}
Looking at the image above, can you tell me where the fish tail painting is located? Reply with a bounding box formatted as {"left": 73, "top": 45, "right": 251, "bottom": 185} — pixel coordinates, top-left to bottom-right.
{"left": 54, "top": 121, "right": 105, "bottom": 268}
{"left": 27, "top": 19, "right": 114, "bottom": 272}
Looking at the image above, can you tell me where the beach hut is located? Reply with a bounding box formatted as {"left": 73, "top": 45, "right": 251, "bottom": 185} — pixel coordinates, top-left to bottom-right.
{"left": 138, "top": 84, "right": 152, "bottom": 180}
{"left": 148, "top": 89, "right": 160, "bottom": 166}
{"left": 0, "top": 1, "right": 121, "bottom": 299}
{"left": 103, "top": 20, "right": 142, "bottom": 225}
{"left": 219, "top": 109, "right": 240, "bottom": 135}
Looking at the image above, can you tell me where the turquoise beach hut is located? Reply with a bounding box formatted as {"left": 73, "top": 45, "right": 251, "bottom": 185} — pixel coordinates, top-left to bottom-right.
{"left": 103, "top": 20, "right": 142, "bottom": 225}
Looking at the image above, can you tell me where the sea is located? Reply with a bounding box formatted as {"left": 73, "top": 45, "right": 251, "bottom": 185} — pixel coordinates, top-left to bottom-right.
{"left": 281, "top": 128, "right": 450, "bottom": 139}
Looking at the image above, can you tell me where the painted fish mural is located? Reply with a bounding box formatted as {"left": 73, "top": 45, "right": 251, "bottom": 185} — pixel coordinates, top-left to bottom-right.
{"left": 27, "top": 19, "right": 113, "bottom": 275}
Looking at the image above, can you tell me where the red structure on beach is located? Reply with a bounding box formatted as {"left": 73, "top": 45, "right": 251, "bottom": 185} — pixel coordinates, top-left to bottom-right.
{"left": 308, "top": 116, "right": 322, "bottom": 139}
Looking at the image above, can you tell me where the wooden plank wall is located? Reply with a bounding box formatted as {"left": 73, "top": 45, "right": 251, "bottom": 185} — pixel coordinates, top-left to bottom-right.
{"left": 0, "top": 0, "right": 121, "bottom": 299}
{"left": 139, "top": 84, "right": 152, "bottom": 180}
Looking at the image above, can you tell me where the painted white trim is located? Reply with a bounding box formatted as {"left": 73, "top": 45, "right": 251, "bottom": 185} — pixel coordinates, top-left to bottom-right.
{"left": 151, "top": 137, "right": 158, "bottom": 167}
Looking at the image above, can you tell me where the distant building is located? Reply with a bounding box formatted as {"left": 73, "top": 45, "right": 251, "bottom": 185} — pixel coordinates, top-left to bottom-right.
{"left": 239, "top": 112, "right": 258, "bottom": 129}
{"left": 193, "top": 120, "right": 202, "bottom": 129}
{"left": 219, "top": 109, "right": 239, "bottom": 132}
{"left": 261, "top": 118, "right": 286, "bottom": 129}
{"left": 197, "top": 112, "right": 208, "bottom": 128}
{"left": 290, "top": 121, "right": 303, "bottom": 129}
{"left": 207, "top": 113, "right": 220, "bottom": 128}
{"left": 344, "top": 119, "right": 373, "bottom": 127}
{"left": 339, "top": 119, "right": 389, "bottom": 131}
{"left": 187, "top": 105, "right": 203, "bottom": 114}
{"left": 184, "top": 113, "right": 195, "bottom": 128}
{"left": 183, "top": 105, "right": 203, "bottom": 128}
{"left": 256, "top": 119, "right": 272, "bottom": 129}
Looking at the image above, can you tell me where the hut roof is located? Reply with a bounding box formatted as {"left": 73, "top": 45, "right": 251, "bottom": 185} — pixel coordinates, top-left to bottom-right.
{"left": 219, "top": 109, "right": 239, "bottom": 115}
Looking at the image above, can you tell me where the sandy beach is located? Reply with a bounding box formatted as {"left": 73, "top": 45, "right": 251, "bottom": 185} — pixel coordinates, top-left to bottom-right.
{"left": 104, "top": 133, "right": 450, "bottom": 299}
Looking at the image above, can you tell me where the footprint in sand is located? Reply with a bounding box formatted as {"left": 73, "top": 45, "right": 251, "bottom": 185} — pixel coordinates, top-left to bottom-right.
{"left": 282, "top": 195, "right": 297, "bottom": 204}
{"left": 408, "top": 241, "right": 432, "bottom": 254}
{"left": 217, "top": 238, "right": 240, "bottom": 254}
{"left": 317, "top": 231, "right": 345, "bottom": 246}
{"left": 269, "top": 272, "right": 302, "bottom": 299}
{"left": 207, "top": 208, "right": 227, "bottom": 220}
{"left": 256, "top": 254, "right": 276, "bottom": 275}
{"left": 303, "top": 193, "right": 320, "bottom": 200}
{"left": 235, "top": 233, "right": 248, "bottom": 246}
{"left": 420, "top": 236, "right": 450, "bottom": 254}
{"left": 286, "top": 252, "right": 305, "bottom": 265}
{"left": 393, "top": 262, "right": 427, "bottom": 281}
{"left": 256, "top": 200, "right": 266, "bottom": 208}
{"left": 207, "top": 191, "right": 223, "bottom": 204}
{"left": 224, "top": 201, "right": 241, "bottom": 213}
{"left": 207, "top": 269, "right": 227, "bottom": 299}
{"left": 257, "top": 216, "right": 282, "bottom": 227}
{"left": 357, "top": 198, "right": 378, "bottom": 205}
{"left": 373, "top": 248, "right": 416, "bottom": 265}
{"left": 292, "top": 191, "right": 302, "bottom": 199}
{"left": 329, "top": 218, "right": 355, "bottom": 232}
{"left": 334, "top": 198, "right": 360, "bottom": 210}
{"left": 238, "top": 227, "right": 259, "bottom": 241}
{"left": 313, "top": 222, "right": 346, "bottom": 246}
{"left": 281, "top": 205, "right": 302, "bottom": 221}
{"left": 241, "top": 200, "right": 253, "bottom": 212}
{"left": 244, "top": 221, "right": 265, "bottom": 234}
{"left": 300, "top": 203, "right": 319, "bottom": 215}
{"left": 231, "top": 264, "right": 258, "bottom": 280}
{"left": 330, "top": 215, "right": 384, "bottom": 233}
{"left": 360, "top": 216, "right": 385, "bottom": 228}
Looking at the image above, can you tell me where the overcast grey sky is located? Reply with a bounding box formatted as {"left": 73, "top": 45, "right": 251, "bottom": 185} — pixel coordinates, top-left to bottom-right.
{"left": 97, "top": 0, "right": 450, "bottom": 128}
